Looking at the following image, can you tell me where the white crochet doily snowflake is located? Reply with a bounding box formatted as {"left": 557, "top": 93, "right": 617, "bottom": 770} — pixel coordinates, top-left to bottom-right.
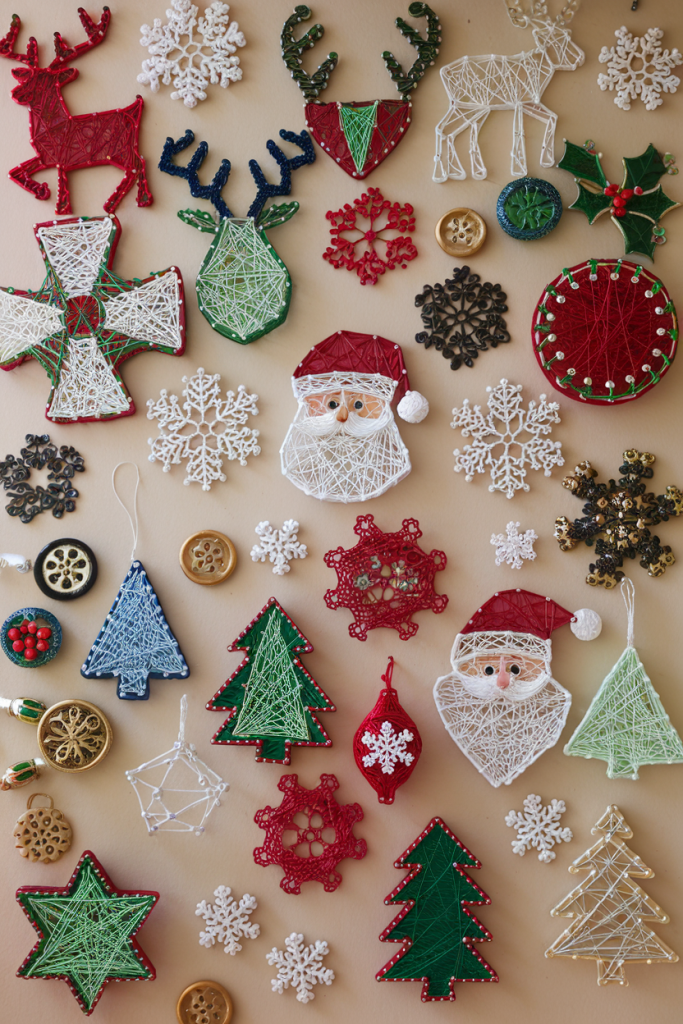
{"left": 267, "top": 933, "right": 334, "bottom": 1004}
{"left": 147, "top": 367, "right": 260, "bottom": 491}
{"left": 452, "top": 378, "right": 564, "bottom": 499}
{"left": 250, "top": 520, "right": 308, "bottom": 576}
{"left": 598, "top": 26, "right": 682, "bottom": 111}
{"left": 491, "top": 521, "right": 538, "bottom": 569}
{"left": 139, "top": 0, "right": 246, "bottom": 108}
{"left": 196, "top": 885, "right": 260, "bottom": 954}
{"left": 506, "top": 794, "right": 573, "bottom": 864}
{"left": 362, "top": 721, "right": 415, "bottom": 775}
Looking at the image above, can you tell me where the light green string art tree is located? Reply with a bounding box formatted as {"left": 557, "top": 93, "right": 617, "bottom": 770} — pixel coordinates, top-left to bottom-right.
{"left": 564, "top": 578, "right": 683, "bottom": 778}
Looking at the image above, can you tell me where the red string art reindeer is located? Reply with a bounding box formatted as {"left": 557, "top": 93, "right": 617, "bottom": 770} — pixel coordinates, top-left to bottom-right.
{"left": 0, "top": 7, "right": 152, "bottom": 215}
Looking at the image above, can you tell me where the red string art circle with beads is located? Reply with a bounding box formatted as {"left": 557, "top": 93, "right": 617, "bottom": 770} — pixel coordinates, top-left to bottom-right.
{"left": 353, "top": 657, "right": 422, "bottom": 804}
{"left": 532, "top": 259, "right": 678, "bottom": 405}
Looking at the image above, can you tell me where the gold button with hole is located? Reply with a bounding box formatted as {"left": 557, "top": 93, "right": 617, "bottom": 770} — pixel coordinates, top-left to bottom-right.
{"left": 435, "top": 208, "right": 487, "bottom": 257}
{"left": 177, "top": 980, "right": 233, "bottom": 1024}
{"left": 180, "top": 531, "right": 236, "bottom": 586}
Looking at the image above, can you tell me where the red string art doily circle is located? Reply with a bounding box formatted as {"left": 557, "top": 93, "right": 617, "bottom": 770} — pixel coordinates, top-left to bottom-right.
{"left": 532, "top": 259, "right": 678, "bottom": 405}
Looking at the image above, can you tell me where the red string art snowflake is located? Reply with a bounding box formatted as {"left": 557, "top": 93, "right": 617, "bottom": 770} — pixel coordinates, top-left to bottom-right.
{"left": 324, "top": 515, "right": 448, "bottom": 641}
{"left": 253, "top": 773, "right": 367, "bottom": 895}
{"left": 323, "top": 188, "right": 417, "bottom": 285}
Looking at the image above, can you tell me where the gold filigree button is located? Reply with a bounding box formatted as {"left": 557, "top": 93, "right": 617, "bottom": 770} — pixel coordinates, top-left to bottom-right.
{"left": 180, "top": 531, "right": 237, "bottom": 586}
{"left": 37, "top": 700, "right": 113, "bottom": 774}
{"left": 176, "top": 980, "right": 233, "bottom": 1024}
{"left": 14, "top": 793, "right": 72, "bottom": 863}
{"left": 435, "top": 208, "right": 487, "bottom": 257}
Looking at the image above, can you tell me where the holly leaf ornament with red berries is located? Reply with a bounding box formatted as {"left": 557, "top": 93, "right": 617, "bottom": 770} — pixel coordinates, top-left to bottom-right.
{"left": 558, "top": 141, "right": 680, "bottom": 260}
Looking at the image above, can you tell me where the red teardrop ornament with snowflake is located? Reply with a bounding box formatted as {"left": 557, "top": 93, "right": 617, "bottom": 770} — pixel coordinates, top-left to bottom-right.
{"left": 353, "top": 657, "right": 422, "bottom": 804}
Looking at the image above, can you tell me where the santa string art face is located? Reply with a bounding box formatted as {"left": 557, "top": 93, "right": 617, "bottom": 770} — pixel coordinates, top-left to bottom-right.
{"left": 279, "top": 330, "right": 429, "bottom": 503}
{"left": 433, "top": 590, "right": 601, "bottom": 788}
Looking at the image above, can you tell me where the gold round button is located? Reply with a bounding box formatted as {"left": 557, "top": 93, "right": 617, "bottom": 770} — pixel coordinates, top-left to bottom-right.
{"left": 435, "top": 208, "right": 487, "bottom": 257}
{"left": 37, "top": 699, "right": 113, "bottom": 774}
{"left": 180, "top": 531, "right": 237, "bottom": 586}
{"left": 177, "top": 980, "right": 233, "bottom": 1024}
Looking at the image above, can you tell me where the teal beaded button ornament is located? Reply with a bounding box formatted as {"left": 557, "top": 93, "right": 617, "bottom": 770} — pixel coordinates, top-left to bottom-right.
{"left": 1, "top": 608, "right": 61, "bottom": 667}
{"left": 496, "top": 178, "right": 562, "bottom": 240}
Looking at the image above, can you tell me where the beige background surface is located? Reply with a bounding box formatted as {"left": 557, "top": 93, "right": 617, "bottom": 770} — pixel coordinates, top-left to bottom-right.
{"left": 0, "top": 0, "right": 682, "bottom": 1021}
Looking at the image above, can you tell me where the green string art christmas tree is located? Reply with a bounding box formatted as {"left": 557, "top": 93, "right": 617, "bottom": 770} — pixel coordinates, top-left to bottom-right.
{"left": 207, "top": 597, "right": 334, "bottom": 764}
{"left": 376, "top": 817, "right": 498, "bottom": 1002}
{"left": 565, "top": 579, "right": 683, "bottom": 779}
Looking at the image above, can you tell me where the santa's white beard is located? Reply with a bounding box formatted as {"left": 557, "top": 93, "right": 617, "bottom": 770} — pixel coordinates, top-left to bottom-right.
{"left": 280, "top": 403, "right": 411, "bottom": 502}
{"left": 433, "top": 670, "right": 571, "bottom": 787}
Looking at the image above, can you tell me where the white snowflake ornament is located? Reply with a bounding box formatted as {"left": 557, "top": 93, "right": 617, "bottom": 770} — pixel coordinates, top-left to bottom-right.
{"left": 505, "top": 794, "right": 573, "bottom": 864}
{"left": 598, "top": 26, "right": 682, "bottom": 111}
{"left": 147, "top": 367, "right": 260, "bottom": 491}
{"left": 139, "top": 0, "right": 246, "bottom": 108}
{"left": 250, "top": 520, "right": 308, "bottom": 575}
{"left": 452, "top": 379, "right": 564, "bottom": 499}
{"left": 267, "top": 933, "right": 334, "bottom": 1004}
{"left": 362, "top": 721, "right": 415, "bottom": 775}
{"left": 196, "top": 885, "right": 260, "bottom": 954}
{"left": 491, "top": 522, "right": 538, "bottom": 570}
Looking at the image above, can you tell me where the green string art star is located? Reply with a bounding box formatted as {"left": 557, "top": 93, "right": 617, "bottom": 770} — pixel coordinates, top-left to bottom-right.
{"left": 16, "top": 851, "right": 158, "bottom": 1015}
{"left": 558, "top": 141, "right": 680, "bottom": 260}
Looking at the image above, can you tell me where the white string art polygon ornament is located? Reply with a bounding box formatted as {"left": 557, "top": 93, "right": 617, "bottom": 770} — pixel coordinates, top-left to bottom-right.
{"left": 546, "top": 805, "right": 679, "bottom": 985}
{"left": 126, "top": 695, "right": 227, "bottom": 836}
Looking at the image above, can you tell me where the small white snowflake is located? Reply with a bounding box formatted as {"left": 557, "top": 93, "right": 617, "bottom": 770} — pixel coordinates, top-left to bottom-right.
{"left": 362, "top": 721, "right": 415, "bottom": 775}
{"left": 250, "top": 520, "right": 308, "bottom": 575}
{"left": 491, "top": 521, "right": 538, "bottom": 570}
{"left": 598, "top": 26, "right": 682, "bottom": 111}
{"left": 452, "top": 378, "right": 564, "bottom": 499}
{"left": 196, "top": 885, "right": 260, "bottom": 954}
{"left": 505, "top": 794, "right": 573, "bottom": 864}
{"left": 139, "top": 0, "right": 246, "bottom": 108}
{"left": 266, "top": 932, "right": 334, "bottom": 1004}
{"left": 147, "top": 367, "right": 260, "bottom": 491}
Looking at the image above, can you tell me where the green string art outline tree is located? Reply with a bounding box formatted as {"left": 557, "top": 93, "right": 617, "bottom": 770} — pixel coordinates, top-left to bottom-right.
{"left": 565, "top": 578, "right": 683, "bottom": 778}
{"left": 376, "top": 816, "right": 498, "bottom": 1002}
{"left": 546, "top": 805, "right": 679, "bottom": 985}
{"left": 207, "top": 596, "right": 334, "bottom": 764}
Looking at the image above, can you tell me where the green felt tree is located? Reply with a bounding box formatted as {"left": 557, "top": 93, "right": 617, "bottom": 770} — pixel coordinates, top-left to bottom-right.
{"left": 377, "top": 817, "right": 498, "bottom": 1002}
{"left": 558, "top": 140, "right": 680, "bottom": 260}
{"left": 206, "top": 597, "right": 334, "bottom": 764}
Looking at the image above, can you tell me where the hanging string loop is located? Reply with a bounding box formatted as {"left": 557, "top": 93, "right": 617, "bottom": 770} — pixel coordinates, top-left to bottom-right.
{"left": 621, "top": 577, "right": 635, "bottom": 648}
{"left": 112, "top": 463, "right": 140, "bottom": 561}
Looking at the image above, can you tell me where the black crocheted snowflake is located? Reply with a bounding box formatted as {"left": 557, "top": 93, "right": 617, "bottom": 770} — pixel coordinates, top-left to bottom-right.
{"left": 0, "top": 434, "right": 85, "bottom": 524}
{"left": 414, "top": 265, "right": 509, "bottom": 370}
{"left": 555, "top": 449, "right": 683, "bottom": 588}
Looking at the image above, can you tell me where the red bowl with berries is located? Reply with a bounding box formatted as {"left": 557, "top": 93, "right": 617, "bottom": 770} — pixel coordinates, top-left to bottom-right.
{"left": 1, "top": 608, "right": 62, "bottom": 668}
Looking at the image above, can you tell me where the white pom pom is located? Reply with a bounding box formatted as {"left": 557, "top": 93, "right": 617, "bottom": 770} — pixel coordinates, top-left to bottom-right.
{"left": 571, "top": 608, "right": 602, "bottom": 641}
{"left": 397, "top": 390, "right": 429, "bottom": 423}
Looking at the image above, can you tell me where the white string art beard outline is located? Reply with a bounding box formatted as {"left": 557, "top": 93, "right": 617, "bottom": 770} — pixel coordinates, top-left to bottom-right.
{"left": 126, "top": 695, "right": 228, "bottom": 835}
{"left": 433, "top": 631, "right": 571, "bottom": 787}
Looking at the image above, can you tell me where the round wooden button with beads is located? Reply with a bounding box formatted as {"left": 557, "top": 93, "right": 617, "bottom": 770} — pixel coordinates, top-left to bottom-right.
{"left": 435, "top": 208, "right": 487, "bottom": 257}
{"left": 37, "top": 699, "right": 113, "bottom": 774}
{"left": 33, "top": 538, "right": 98, "bottom": 601}
{"left": 0, "top": 607, "right": 62, "bottom": 667}
{"left": 180, "top": 530, "right": 237, "bottom": 585}
{"left": 176, "top": 980, "right": 233, "bottom": 1024}
{"left": 14, "top": 793, "right": 72, "bottom": 863}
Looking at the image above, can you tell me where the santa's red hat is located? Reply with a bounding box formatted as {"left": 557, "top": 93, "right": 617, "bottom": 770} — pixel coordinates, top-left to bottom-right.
{"left": 461, "top": 589, "right": 602, "bottom": 643}
{"left": 292, "top": 330, "right": 429, "bottom": 423}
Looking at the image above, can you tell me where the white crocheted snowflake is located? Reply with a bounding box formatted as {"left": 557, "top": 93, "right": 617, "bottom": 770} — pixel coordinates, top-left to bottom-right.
{"left": 505, "top": 794, "right": 573, "bottom": 864}
{"left": 491, "top": 521, "right": 538, "bottom": 570}
{"left": 598, "top": 26, "right": 682, "bottom": 111}
{"left": 139, "top": 0, "right": 246, "bottom": 108}
{"left": 452, "top": 378, "right": 564, "bottom": 499}
{"left": 250, "top": 520, "right": 308, "bottom": 576}
{"left": 196, "top": 885, "right": 260, "bottom": 954}
{"left": 362, "top": 721, "right": 415, "bottom": 775}
{"left": 267, "top": 933, "right": 334, "bottom": 1004}
{"left": 147, "top": 367, "right": 260, "bottom": 491}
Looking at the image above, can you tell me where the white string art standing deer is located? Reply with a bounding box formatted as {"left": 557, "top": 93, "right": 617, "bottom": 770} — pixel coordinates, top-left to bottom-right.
{"left": 433, "top": 0, "right": 584, "bottom": 182}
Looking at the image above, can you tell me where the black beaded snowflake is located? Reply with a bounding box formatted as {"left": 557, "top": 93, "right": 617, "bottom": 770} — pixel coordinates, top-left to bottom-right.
{"left": 414, "top": 265, "right": 509, "bottom": 370}
{"left": 0, "top": 434, "right": 85, "bottom": 524}
{"left": 555, "top": 449, "right": 683, "bottom": 588}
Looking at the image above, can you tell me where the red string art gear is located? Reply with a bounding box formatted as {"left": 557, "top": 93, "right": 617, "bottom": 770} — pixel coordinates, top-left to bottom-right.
{"left": 353, "top": 657, "right": 422, "bottom": 804}
{"left": 253, "top": 773, "right": 367, "bottom": 895}
{"left": 533, "top": 259, "right": 678, "bottom": 405}
{"left": 324, "top": 515, "right": 448, "bottom": 641}
{"left": 323, "top": 188, "right": 417, "bottom": 285}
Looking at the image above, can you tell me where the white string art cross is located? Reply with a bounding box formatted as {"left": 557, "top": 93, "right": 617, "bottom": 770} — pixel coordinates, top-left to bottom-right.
{"left": 126, "top": 695, "right": 228, "bottom": 835}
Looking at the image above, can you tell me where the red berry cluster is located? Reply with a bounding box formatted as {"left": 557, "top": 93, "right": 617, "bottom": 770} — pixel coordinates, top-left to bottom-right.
{"left": 7, "top": 619, "right": 53, "bottom": 662}
{"left": 603, "top": 182, "right": 644, "bottom": 218}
